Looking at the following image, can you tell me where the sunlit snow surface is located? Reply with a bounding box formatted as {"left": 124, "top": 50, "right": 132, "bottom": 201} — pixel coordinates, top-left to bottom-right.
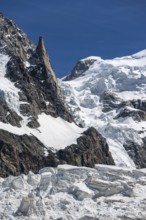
{"left": 0, "top": 53, "right": 83, "bottom": 150}
{"left": 0, "top": 50, "right": 146, "bottom": 219}
{"left": 0, "top": 54, "right": 20, "bottom": 112}
{"left": 1, "top": 50, "right": 146, "bottom": 166}
{"left": 61, "top": 49, "right": 146, "bottom": 168}
{"left": 0, "top": 113, "right": 83, "bottom": 150}
{"left": 1, "top": 164, "right": 146, "bottom": 220}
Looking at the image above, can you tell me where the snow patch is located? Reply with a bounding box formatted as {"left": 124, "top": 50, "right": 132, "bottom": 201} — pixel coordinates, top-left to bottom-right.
{"left": 0, "top": 113, "right": 84, "bottom": 150}
{"left": 0, "top": 54, "right": 20, "bottom": 113}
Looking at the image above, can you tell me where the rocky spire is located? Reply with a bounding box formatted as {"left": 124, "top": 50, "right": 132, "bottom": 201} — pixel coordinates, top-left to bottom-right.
{"left": 36, "top": 36, "right": 58, "bottom": 86}
{"left": 36, "top": 36, "right": 47, "bottom": 60}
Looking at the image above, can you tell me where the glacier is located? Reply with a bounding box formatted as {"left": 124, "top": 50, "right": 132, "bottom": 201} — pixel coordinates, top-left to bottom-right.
{"left": 61, "top": 49, "right": 146, "bottom": 168}
{"left": 0, "top": 164, "right": 146, "bottom": 220}
{"left": 1, "top": 13, "right": 146, "bottom": 219}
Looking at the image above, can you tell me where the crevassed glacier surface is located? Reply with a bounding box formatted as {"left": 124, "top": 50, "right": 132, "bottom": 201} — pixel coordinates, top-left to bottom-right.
{"left": 1, "top": 164, "right": 146, "bottom": 220}
{"left": 61, "top": 49, "right": 146, "bottom": 168}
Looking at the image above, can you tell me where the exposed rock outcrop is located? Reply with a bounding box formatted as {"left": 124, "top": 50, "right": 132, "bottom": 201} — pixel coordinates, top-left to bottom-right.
{"left": 0, "top": 13, "right": 35, "bottom": 61}
{"left": 0, "top": 100, "right": 22, "bottom": 127}
{"left": 100, "top": 91, "right": 121, "bottom": 112}
{"left": 0, "top": 14, "right": 114, "bottom": 178}
{"left": 114, "top": 107, "right": 146, "bottom": 122}
{"left": 0, "top": 129, "right": 49, "bottom": 177}
{"left": 100, "top": 91, "right": 146, "bottom": 121}
{"left": 0, "top": 127, "right": 114, "bottom": 178}
{"left": 0, "top": 14, "right": 73, "bottom": 126}
{"left": 123, "top": 138, "right": 146, "bottom": 168}
{"left": 63, "top": 58, "right": 97, "bottom": 81}
{"left": 48, "top": 127, "right": 115, "bottom": 168}
{"left": 6, "top": 52, "right": 73, "bottom": 125}
{"left": 131, "top": 99, "right": 146, "bottom": 112}
{"left": 36, "top": 37, "right": 58, "bottom": 84}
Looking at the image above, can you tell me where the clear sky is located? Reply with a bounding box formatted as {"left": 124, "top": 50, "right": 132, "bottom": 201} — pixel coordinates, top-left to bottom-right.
{"left": 1, "top": 0, "right": 146, "bottom": 78}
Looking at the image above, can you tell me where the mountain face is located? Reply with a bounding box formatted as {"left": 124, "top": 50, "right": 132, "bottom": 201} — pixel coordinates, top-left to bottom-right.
{"left": 1, "top": 12, "right": 146, "bottom": 220}
{"left": 0, "top": 14, "right": 114, "bottom": 177}
{"left": 0, "top": 12, "right": 146, "bottom": 176}
{"left": 0, "top": 13, "right": 72, "bottom": 124}
{"left": 61, "top": 51, "right": 146, "bottom": 168}
{"left": 63, "top": 58, "right": 97, "bottom": 81}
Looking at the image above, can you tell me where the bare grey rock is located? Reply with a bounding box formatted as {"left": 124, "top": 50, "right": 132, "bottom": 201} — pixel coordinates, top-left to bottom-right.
{"left": 0, "top": 100, "right": 22, "bottom": 127}
{"left": 0, "top": 129, "right": 49, "bottom": 177}
{"left": 57, "top": 127, "right": 115, "bottom": 167}
{"left": 79, "top": 217, "right": 99, "bottom": 220}
{"left": 63, "top": 59, "right": 97, "bottom": 81}
{"left": 100, "top": 91, "right": 121, "bottom": 112}
{"left": 124, "top": 138, "right": 146, "bottom": 168}
{"left": 114, "top": 107, "right": 146, "bottom": 122}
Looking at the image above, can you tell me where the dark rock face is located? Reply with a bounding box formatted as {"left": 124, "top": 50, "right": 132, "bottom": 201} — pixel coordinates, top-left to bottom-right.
{"left": 119, "top": 99, "right": 146, "bottom": 114}
{"left": 116, "top": 100, "right": 146, "bottom": 121}
{"left": 124, "top": 138, "right": 146, "bottom": 168}
{"left": 0, "top": 13, "right": 35, "bottom": 61}
{"left": 100, "top": 91, "right": 121, "bottom": 112}
{"left": 49, "top": 127, "right": 115, "bottom": 168}
{"left": 0, "top": 14, "right": 77, "bottom": 177}
{"left": 0, "top": 14, "right": 113, "bottom": 178}
{"left": 114, "top": 107, "right": 146, "bottom": 122}
{"left": 63, "top": 59, "right": 97, "bottom": 81}
{"left": 36, "top": 36, "right": 60, "bottom": 94}
{"left": 0, "top": 129, "right": 49, "bottom": 177}
{"left": 6, "top": 54, "right": 73, "bottom": 124}
{"left": 0, "top": 127, "right": 114, "bottom": 177}
{"left": 131, "top": 99, "right": 146, "bottom": 112}
{"left": 100, "top": 91, "right": 146, "bottom": 121}
{"left": 79, "top": 217, "right": 99, "bottom": 220}
{"left": 0, "top": 14, "right": 73, "bottom": 125}
{"left": 0, "top": 100, "right": 22, "bottom": 127}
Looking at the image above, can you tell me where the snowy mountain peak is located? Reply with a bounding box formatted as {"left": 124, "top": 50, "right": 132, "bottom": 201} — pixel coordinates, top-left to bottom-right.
{"left": 61, "top": 49, "right": 146, "bottom": 169}
{"left": 63, "top": 49, "right": 146, "bottom": 83}
{"left": 132, "top": 49, "right": 146, "bottom": 58}
{"left": 81, "top": 56, "right": 103, "bottom": 62}
{"left": 81, "top": 49, "right": 146, "bottom": 62}
{"left": 0, "top": 13, "right": 146, "bottom": 220}
{"left": 63, "top": 57, "right": 98, "bottom": 81}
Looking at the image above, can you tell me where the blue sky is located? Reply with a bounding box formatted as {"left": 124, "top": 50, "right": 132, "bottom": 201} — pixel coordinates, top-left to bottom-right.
{"left": 1, "top": 0, "right": 146, "bottom": 78}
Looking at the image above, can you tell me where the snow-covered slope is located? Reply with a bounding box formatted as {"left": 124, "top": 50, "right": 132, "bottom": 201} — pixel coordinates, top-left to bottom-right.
{"left": 0, "top": 14, "right": 115, "bottom": 178}
{"left": 0, "top": 53, "right": 83, "bottom": 150}
{"left": 1, "top": 164, "right": 146, "bottom": 220}
{"left": 0, "top": 13, "right": 83, "bottom": 157}
{"left": 0, "top": 54, "right": 20, "bottom": 112}
{"left": 61, "top": 49, "right": 146, "bottom": 168}
{"left": 1, "top": 12, "right": 146, "bottom": 220}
